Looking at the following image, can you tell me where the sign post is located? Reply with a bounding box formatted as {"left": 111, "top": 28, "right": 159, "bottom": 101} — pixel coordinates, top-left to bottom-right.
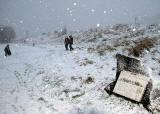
{"left": 113, "top": 71, "right": 149, "bottom": 102}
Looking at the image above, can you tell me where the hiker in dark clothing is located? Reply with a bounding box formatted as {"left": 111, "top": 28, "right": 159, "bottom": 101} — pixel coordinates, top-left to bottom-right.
{"left": 4, "top": 44, "right": 11, "bottom": 56}
{"left": 64, "top": 35, "right": 69, "bottom": 50}
{"left": 69, "top": 35, "right": 74, "bottom": 51}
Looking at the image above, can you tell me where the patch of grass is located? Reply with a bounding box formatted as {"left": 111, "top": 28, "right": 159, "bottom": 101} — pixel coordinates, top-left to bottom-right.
{"left": 97, "top": 50, "right": 105, "bottom": 56}
{"left": 84, "top": 77, "right": 94, "bottom": 84}
{"left": 124, "top": 35, "right": 130, "bottom": 38}
{"left": 98, "top": 32, "right": 102, "bottom": 38}
{"left": 71, "top": 76, "right": 82, "bottom": 81}
{"left": 128, "top": 38, "right": 155, "bottom": 57}
{"left": 85, "top": 58, "right": 94, "bottom": 64}
{"left": 87, "top": 37, "right": 97, "bottom": 42}
{"left": 103, "top": 30, "right": 120, "bottom": 35}
{"left": 112, "top": 24, "right": 129, "bottom": 31}
{"left": 96, "top": 44, "right": 116, "bottom": 56}
{"left": 113, "top": 41, "right": 121, "bottom": 47}
{"left": 87, "top": 48, "right": 95, "bottom": 53}
{"left": 38, "top": 97, "right": 48, "bottom": 103}
{"left": 122, "top": 40, "right": 130, "bottom": 46}
{"left": 80, "top": 58, "right": 94, "bottom": 66}
{"left": 72, "top": 92, "right": 85, "bottom": 99}
{"left": 102, "top": 38, "right": 107, "bottom": 41}
{"left": 105, "top": 45, "right": 116, "bottom": 51}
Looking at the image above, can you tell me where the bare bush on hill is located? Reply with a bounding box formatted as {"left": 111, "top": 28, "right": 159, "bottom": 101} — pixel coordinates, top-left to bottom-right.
{"left": 128, "top": 38, "right": 156, "bottom": 57}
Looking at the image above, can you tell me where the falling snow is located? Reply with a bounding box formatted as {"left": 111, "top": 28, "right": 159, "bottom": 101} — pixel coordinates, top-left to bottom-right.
{"left": 19, "top": 20, "right": 23, "bottom": 24}
{"left": 133, "top": 28, "right": 136, "bottom": 31}
{"left": 73, "top": 18, "right": 76, "bottom": 22}
{"left": 70, "top": 10, "right": 72, "bottom": 13}
{"left": 73, "top": 2, "right": 77, "bottom": 6}
{"left": 96, "top": 24, "right": 100, "bottom": 27}
{"left": 91, "top": 9, "right": 95, "bottom": 13}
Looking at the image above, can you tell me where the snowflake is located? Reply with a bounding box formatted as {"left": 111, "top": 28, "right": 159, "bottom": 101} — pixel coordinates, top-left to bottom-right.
{"left": 70, "top": 10, "right": 72, "bottom": 13}
{"left": 67, "top": 8, "right": 70, "bottom": 11}
{"left": 73, "top": 18, "right": 76, "bottom": 22}
{"left": 73, "top": 2, "right": 77, "bottom": 6}
{"left": 20, "top": 20, "right": 23, "bottom": 24}
{"left": 133, "top": 28, "right": 136, "bottom": 31}
{"left": 91, "top": 9, "right": 95, "bottom": 13}
{"left": 0, "top": 28, "right": 3, "bottom": 31}
{"left": 96, "top": 24, "right": 100, "bottom": 27}
{"left": 104, "top": 11, "right": 107, "bottom": 14}
{"left": 110, "top": 9, "right": 113, "bottom": 12}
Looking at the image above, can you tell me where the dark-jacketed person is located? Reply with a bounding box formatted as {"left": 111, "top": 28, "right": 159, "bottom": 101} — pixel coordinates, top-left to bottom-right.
{"left": 69, "top": 35, "right": 74, "bottom": 51}
{"left": 4, "top": 44, "right": 11, "bottom": 56}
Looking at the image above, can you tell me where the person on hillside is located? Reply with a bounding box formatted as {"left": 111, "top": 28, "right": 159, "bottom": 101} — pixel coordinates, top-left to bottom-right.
{"left": 4, "top": 44, "right": 11, "bottom": 56}
{"left": 69, "top": 35, "right": 74, "bottom": 51}
{"left": 64, "top": 35, "right": 69, "bottom": 50}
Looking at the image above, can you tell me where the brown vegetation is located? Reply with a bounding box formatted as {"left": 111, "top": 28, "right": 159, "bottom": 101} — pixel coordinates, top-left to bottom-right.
{"left": 84, "top": 76, "right": 94, "bottom": 84}
{"left": 113, "top": 41, "right": 121, "bottom": 47}
{"left": 80, "top": 58, "right": 94, "bottom": 66}
{"left": 128, "top": 38, "right": 155, "bottom": 57}
{"left": 105, "top": 45, "right": 116, "bottom": 51}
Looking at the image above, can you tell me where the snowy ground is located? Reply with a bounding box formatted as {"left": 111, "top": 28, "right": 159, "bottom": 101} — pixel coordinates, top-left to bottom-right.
{"left": 0, "top": 24, "right": 160, "bottom": 114}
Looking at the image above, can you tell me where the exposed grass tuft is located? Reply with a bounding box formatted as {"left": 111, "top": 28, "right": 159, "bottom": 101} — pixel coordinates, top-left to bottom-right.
{"left": 84, "top": 76, "right": 94, "bottom": 84}
{"left": 128, "top": 38, "right": 155, "bottom": 57}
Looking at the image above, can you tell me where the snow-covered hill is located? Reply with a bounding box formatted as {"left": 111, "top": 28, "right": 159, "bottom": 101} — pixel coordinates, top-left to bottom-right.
{"left": 0, "top": 24, "right": 160, "bottom": 114}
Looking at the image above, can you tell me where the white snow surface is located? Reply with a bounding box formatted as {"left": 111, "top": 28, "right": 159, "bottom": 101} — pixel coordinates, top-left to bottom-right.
{"left": 0, "top": 24, "right": 160, "bottom": 114}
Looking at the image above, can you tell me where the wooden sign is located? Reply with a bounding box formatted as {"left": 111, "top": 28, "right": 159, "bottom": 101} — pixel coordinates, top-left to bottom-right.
{"left": 113, "top": 71, "right": 149, "bottom": 102}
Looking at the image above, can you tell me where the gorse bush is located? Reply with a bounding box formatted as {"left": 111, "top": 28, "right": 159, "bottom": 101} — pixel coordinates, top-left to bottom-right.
{"left": 128, "top": 38, "right": 155, "bottom": 57}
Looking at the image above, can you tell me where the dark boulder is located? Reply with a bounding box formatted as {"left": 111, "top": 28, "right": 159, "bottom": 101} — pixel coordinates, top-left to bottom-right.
{"left": 105, "top": 54, "right": 153, "bottom": 110}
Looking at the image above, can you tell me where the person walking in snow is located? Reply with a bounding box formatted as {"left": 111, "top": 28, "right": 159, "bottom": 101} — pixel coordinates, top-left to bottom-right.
{"left": 64, "top": 35, "right": 69, "bottom": 50}
{"left": 4, "top": 44, "right": 11, "bottom": 56}
{"left": 69, "top": 35, "right": 74, "bottom": 51}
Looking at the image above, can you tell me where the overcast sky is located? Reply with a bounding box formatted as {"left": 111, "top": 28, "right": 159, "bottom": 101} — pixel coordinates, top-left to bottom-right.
{"left": 0, "top": 0, "right": 160, "bottom": 38}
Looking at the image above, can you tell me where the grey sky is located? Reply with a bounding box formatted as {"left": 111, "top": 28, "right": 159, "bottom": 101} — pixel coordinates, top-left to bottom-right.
{"left": 0, "top": 0, "right": 160, "bottom": 38}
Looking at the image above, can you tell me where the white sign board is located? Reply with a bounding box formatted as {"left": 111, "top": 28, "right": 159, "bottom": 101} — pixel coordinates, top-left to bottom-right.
{"left": 113, "top": 71, "right": 149, "bottom": 102}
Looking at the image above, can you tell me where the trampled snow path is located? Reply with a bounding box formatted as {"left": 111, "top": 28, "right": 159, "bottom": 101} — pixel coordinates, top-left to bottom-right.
{"left": 0, "top": 43, "right": 156, "bottom": 114}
